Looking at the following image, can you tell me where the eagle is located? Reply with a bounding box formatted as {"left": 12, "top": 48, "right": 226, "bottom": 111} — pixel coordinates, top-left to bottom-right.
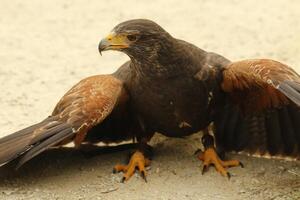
{"left": 0, "top": 19, "right": 299, "bottom": 182}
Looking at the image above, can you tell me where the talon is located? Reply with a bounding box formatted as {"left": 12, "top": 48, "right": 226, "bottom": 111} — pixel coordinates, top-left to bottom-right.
{"left": 141, "top": 171, "right": 147, "bottom": 183}
{"left": 194, "top": 149, "right": 202, "bottom": 155}
{"left": 239, "top": 162, "right": 244, "bottom": 168}
{"left": 227, "top": 172, "right": 231, "bottom": 180}
{"left": 113, "top": 164, "right": 127, "bottom": 174}
{"left": 121, "top": 177, "right": 126, "bottom": 183}
{"left": 202, "top": 165, "right": 208, "bottom": 175}
{"left": 113, "top": 150, "right": 150, "bottom": 183}
{"left": 199, "top": 134, "right": 243, "bottom": 179}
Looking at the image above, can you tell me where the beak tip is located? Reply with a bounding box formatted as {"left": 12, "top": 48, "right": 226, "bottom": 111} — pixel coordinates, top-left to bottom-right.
{"left": 98, "top": 41, "right": 105, "bottom": 56}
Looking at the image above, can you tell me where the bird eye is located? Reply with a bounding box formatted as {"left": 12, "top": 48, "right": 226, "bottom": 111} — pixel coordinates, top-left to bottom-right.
{"left": 127, "top": 35, "right": 137, "bottom": 41}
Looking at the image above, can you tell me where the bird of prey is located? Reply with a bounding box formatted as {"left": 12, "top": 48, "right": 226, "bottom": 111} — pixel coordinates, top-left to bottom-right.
{"left": 0, "top": 19, "right": 299, "bottom": 182}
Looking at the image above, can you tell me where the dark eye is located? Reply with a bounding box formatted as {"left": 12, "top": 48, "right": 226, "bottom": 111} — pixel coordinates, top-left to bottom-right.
{"left": 127, "top": 35, "right": 137, "bottom": 41}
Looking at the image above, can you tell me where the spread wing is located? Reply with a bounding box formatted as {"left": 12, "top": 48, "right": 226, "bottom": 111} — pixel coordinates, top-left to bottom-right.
{"left": 0, "top": 69, "right": 130, "bottom": 167}
{"left": 52, "top": 74, "right": 126, "bottom": 137}
{"left": 214, "top": 59, "right": 300, "bottom": 158}
{"left": 221, "top": 59, "right": 300, "bottom": 111}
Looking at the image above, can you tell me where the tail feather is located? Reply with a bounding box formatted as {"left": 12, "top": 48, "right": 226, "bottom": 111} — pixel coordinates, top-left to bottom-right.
{"left": 285, "top": 80, "right": 300, "bottom": 92}
{"left": 16, "top": 127, "right": 74, "bottom": 168}
{"left": 265, "top": 110, "right": 283, "bottom": 155}
{"left": 0, "top": 122, "right": 45, "bottom": 144}
{"left": 278, "top": 107, "right": 297, "bottom": 155}
{"left": 287, "top": 106, "right": 300, "bottom": 146}
{"left": 245, "top": 114, "right": 267, "bottom": 155}
{"left": 0, "top": 135, "right": 31, "bottom": 166}
{"left": 214, "top": 103, "right": 231, "bottom": 149}
{"left": 223, "top": 106, "right": 239, "bottom": 150}
{"left": 0, "top": 116, "right": 75, "bottom": 167}
{"left": 233, "top": 115, "right": 249, "bottom": 151}
{"left": 214, "top": 78, "right": 300, "bottom": 159}
{"left": 30, "top": 122, "right": 69, "bottom": 144}
{"left": 0, "top": 123, "right": 47, "bottom": 166}
{"left": 278, "top": 82, "right": 300, "bottom": 106}
{"left": 214, "top": 100, "right": 300, "bottom": 159}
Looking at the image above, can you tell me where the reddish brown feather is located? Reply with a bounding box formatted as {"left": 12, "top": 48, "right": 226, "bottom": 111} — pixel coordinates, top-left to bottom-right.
{"left": 51, "top": 75, "right": 127, "bottom": 145}
{"left": 221, "top": 59, "right": 300, "bottom": 111}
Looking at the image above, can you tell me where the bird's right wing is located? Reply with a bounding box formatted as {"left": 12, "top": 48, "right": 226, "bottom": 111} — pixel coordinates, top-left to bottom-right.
{"left": 0, "top": 72, "right": 130, "bottom": 167}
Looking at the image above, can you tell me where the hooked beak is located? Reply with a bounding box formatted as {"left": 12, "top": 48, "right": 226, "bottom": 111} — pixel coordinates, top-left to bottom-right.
{"left": 98, "top": 33, "right": 129, "bottom": 55}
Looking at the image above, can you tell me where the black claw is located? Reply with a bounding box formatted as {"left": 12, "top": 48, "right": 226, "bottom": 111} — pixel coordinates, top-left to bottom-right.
{"left": 227, "top": 172, "right": 231, "bottom": 180}
{"left": 141, "top": 171, "right": 147, "bottom": 183}
{"left": 120, "top": 177, "right": 126, "bottom": 183}
{"left": 194, "top": 149, "right": 202, "bottom": 155}
{"left": 239, "top": 162, "right": 244, "bottom": 168}
{"left": 202, "top": 165, "right": 208, "bottom": 175}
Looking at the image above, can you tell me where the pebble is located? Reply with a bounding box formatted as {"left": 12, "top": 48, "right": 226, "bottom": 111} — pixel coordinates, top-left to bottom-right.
{"left": 251, "top": 178, "right": 260, "bottom": 184}
{"left": 156, "top": 168, "right": 160, "bottom": 174}
{"left": 239, "top": 189, "right": 246, "bottom": 194}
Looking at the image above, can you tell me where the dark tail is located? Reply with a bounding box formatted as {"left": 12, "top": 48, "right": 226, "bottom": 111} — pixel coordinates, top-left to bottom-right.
{"left": 0, "top": 116, "right": 75, "bottom": 168}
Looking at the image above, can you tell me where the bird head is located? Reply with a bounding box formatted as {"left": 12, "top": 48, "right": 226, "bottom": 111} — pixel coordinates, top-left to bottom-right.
{"left": 98, "top": 19, "right": 172, "bottom": 60}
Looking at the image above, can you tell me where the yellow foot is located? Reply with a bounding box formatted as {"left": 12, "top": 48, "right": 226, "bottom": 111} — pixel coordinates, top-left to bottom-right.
{"left": 197, "top": 148, "right": 244, "bottom": 179}
{"left": 113, "top": 151, "right": 151, "bottom": 183}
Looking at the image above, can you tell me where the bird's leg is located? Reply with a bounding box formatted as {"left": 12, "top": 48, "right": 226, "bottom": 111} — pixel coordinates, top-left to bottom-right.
{"left": 113, "top": 143, "right": 153, "bottom": 183}
{"left": 197, "top": 133, "right": 243, "bottom": 179}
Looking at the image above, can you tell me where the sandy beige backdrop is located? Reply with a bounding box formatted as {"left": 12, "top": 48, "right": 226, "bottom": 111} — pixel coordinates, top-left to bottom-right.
{"left": 0, "top": 0, "right": 299, "bottom": 199}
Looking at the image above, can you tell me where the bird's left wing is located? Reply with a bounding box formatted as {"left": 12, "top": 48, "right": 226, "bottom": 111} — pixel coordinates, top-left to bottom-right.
{"left": 221, "top": 59, "right": 300, "bottom": 111}
{"left": 214, "top": 59, "right": 300, "bottom": 158}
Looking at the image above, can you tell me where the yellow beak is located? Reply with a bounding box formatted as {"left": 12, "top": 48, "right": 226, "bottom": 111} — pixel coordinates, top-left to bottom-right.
{"left": 98, "top": 33, "right": 129, "bottom": 54}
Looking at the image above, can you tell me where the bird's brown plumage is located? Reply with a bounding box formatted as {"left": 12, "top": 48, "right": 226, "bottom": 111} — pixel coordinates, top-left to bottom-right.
{"left": 0, "top": 72, "right": 132, "bottom": 167}
{"left": 52, "top": 74, "right": 125, "bottom": 145}
{"left": 222, "top": 59, "right": 300, "bottom": 111}
{"left": 216, "top": 59, "right": 300, "bottom": 157}
{"left": 0, "top": 19, "right": 299, "bottom": 173}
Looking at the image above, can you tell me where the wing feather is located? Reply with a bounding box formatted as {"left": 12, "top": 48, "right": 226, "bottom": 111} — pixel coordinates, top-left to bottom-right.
{"left": 215, "top": 59, "right": 300, "bottom": 158}
{"left": 0, "top": 73, "right": 130, "bottom": 167}
{"left": 221, "top": 59, "right": 300, "bottom": 111}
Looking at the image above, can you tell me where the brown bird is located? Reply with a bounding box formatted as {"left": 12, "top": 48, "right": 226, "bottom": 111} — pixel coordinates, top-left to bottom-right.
{"left": 0, "top": 19, "right": 300, "bottom": 182}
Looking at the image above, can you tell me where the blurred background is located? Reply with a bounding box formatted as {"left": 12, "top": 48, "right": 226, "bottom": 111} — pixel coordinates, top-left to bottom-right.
{"left": 0, "top": 1, "right": 299, "bottom": 199}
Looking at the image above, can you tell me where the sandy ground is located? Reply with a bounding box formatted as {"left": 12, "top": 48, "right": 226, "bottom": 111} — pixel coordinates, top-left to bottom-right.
{"left": 0, "top": 0, "right": 300, "bottom": 199}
